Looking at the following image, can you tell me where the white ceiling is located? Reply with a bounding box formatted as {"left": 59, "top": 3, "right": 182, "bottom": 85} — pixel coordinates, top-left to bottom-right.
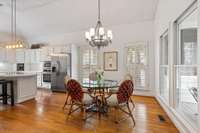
{"left": 0, "top": 0, "right": 158, "bottom": 41}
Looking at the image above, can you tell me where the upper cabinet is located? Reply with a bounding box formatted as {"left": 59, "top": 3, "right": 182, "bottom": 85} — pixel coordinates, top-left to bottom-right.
{"left": 5, "top": 49, "right": 16, "bottom": 63}
{"left": 25, "top": 49, "right": 41, "bottom": 64}
{"left": 40, "top": 47, "right": 52, "bottom": 61}
{"left": 0, "top": 48, "right": 6, "bottom": 62}
{"left": 16, "top": 49, "right": 25, "bottom": 63}
{"left": 40, "top": 45, "right": 71, "bottom": 61}
{"left": 0, "top": 48, "right": 15, "bottom": 63}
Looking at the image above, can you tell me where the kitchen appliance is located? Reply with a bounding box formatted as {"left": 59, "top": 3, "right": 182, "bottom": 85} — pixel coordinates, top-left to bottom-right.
{"left": 43, "top": 61, "right": 51, "bottom": 68}
{"left": 17, "top": 63, "right": 24, "bottom": 71}
{"left": 43, "top": 61, "right": 51, "bottom": 83}
{"left": 51, "top": 53, "right": 71, "bottom": 92}
{"left": 43, "top": 73, "right": 51, "bottom": 82}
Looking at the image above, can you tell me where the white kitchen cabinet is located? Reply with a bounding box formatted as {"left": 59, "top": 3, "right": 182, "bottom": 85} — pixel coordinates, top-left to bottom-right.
{"left": 40, "top": 47, "right": 52, "bottom": 61}
{"left": 16, "top": 49, "right": 25, "bottom": 63}
{"left": 51, "top": 46, "right": 69, "bottom": 54}
{"left": 0, "top": 48, "right": 6, "bottom": 62}
{"left": 0, "top": 48, "right": 17, "bottom": 63}
{"left": 34, "top": 50, "right": 41, "bottom": 63}
{"left": 5, "top": 49, "right": 16, "bottom": 63}
{"left": 25, "top": 49, "right": 41, "bottom": 64}
{"left": 25, "top": 49, "right": 31, "bottom": 63}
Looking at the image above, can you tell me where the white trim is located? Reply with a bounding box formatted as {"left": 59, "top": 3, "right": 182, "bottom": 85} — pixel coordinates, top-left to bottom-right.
{"left": 156, "top": 95, "right": 198, "bottom": 133}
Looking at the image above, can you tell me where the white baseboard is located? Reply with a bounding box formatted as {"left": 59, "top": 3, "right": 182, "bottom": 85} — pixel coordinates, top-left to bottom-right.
{"left": 134, "top": 89, "right": 154, "bottom": 97}
{"left": 156, "top": 95, "right": 198, "bottom": 133}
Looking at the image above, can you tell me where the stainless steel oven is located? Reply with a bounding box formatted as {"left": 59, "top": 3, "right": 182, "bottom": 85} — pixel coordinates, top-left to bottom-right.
{"left": 43, "top": 72, "right": 51, "bottom": 83}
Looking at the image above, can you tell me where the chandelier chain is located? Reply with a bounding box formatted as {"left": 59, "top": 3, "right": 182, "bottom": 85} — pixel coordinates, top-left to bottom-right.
{"left": 98, "top": 0, "right": 100, "bottom": 21}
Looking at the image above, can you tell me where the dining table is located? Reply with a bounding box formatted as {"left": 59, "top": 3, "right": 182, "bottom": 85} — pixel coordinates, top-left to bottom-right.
{"left": 80, "top": 79, "right": 119, "bottom": 116}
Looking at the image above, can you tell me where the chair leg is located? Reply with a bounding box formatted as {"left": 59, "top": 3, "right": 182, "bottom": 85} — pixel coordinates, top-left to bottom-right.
{"left": 10, "top": 81, "right": 14, "bottom": 106}
{"left": 129, "top": 97, "right": 135, "bottom": 109}
{"left": 67, "top": 101, "right": 74, "bottom": 117}
{"left": 127, "top": 102, "right": 136, "bottom": 127}
{"left": 114, "top": 107, "right": 118, "bottom": 124}
{"left": 63, "top": 93, "right": 69, "bottom": 109}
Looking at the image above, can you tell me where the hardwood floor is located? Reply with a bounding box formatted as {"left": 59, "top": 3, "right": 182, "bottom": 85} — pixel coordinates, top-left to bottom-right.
{"left": 0, "top": 89, "right": 179, "bottom": 133}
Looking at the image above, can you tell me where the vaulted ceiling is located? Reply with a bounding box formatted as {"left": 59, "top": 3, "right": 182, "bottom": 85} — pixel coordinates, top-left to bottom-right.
{"left": 0, "top": 0, "right": 158, "bottom": 42}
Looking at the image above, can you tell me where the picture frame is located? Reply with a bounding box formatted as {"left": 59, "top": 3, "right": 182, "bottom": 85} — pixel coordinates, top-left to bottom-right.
{"left": 103, "top": 51, "right": 118, "bottom": 71}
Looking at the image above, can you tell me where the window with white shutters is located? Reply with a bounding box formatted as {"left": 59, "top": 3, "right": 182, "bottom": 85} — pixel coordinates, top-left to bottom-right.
{"left": 126, "top": 43, "right": 149, "bottom": 90}
{"left": 79, "top": 47, "right": 98, "bottom": 80}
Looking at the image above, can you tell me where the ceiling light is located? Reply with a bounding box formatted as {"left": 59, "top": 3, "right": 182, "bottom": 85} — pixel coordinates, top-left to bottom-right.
{"left": 85, "top": 0, "right": 113, "bottom": 49}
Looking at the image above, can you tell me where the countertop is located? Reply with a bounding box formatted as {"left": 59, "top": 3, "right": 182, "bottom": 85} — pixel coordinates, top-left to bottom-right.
{"left": 0, "top": 72, "right": 37, "bottom": 78}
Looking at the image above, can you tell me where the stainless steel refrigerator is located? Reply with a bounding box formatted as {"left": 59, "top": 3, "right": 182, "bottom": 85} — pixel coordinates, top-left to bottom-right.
{"left": 51, "top": 53, "right": 71, "bottom": 92}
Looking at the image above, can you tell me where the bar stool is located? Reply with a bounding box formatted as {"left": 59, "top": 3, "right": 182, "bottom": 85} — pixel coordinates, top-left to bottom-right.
{"left": 5, "top": 80, "right": 14, "bottom": 106}
{"left": 0, "top": 80, "right": 14, "bottom": 106}
{"left": 0, "top": 80, "right": 7, "bottom": 104}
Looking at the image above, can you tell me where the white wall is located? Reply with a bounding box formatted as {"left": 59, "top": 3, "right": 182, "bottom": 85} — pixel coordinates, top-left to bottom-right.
{"left": 154, "top": 0, "right": 199, "bottom": 133}
{"left": 71, "top": 44, "right": 78, "bottom": 79}
{"left": 29, "top": 21, "right": 155, "bottom": 96}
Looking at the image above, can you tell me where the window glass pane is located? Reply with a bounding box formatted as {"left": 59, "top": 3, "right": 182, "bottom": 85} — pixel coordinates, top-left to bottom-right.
{"left": 175, "top": 7, "right": 198, "bottom": 127}
{"left": 181, "top": 29, "right": 197, "bottom": 65}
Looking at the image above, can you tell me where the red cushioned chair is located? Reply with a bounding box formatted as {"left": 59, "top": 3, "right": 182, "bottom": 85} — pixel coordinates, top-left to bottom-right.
{"left": 106, "top": 80, "right": 136, "bottom": 126}
{"left": 66, "top": 79, "right": 95, "bottom": 120}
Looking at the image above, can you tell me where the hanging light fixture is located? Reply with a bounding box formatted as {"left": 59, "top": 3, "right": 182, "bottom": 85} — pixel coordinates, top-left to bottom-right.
{"left": 5, "top": 0, "right": 24, "bottom": 49}
{"left": 85, "top": 0, "right": 113, "bottom": 49}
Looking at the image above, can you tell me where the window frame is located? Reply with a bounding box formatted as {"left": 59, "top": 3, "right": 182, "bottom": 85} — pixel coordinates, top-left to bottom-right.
{"left": 159, "top": 29, "right": 170, "bottom": 103}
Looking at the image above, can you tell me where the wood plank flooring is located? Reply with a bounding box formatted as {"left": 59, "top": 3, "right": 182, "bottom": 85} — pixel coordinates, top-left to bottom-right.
{"left": 0, "top": 89, "right": 179, "bottom": 133}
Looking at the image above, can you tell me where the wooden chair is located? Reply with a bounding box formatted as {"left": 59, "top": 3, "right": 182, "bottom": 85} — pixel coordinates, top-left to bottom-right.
{"left": 106, "top": 80, "right": 136, "bottom": 126}
{"left": 66, "top": 79, "right": 95, "bottom": 120}
{"left": 109, "top": 74, "right": 135, "bottom": 108}
{"left": 63, "top": 75, "right": 71, "bottom": 109}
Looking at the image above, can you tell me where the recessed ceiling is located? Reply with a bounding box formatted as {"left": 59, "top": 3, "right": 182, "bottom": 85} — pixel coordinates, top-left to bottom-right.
{"left": 0, "top": 0, "right": 158, "bottom": 41}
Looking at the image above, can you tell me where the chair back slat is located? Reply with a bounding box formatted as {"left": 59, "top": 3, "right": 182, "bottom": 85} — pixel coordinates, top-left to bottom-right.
{"left": 67, "top": 79, "right": 83, "bottom": 103}
{"left": 117, "top": 80, "right": 134, "bottom": 104}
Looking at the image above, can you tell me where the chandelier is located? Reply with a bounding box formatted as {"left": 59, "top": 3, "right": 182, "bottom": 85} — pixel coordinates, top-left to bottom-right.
{"left": 5, "top": 0, "right": 24, "bottom": 49}
{"left": 85, "top": 0, "right": 113, "bottom": 49}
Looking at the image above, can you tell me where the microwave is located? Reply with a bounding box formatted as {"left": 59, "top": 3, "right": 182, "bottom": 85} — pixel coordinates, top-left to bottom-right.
{"left": 43, "top": 61, "right": 51, "bottom": 68}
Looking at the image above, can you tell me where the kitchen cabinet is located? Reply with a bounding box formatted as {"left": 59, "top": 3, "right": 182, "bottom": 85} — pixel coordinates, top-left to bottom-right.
{"left": 16, "top": 49, "right": 25, "bottom": 63}
{"left": 0, "top": 48, "right": 15, "bottom": 63}
{"left": 25, "top": 49, "right": 31, "bottom": 63}
{"left": 40, "top": 47, "right": 52, "bottom": 61}
{"left": 30, "top": 49, "right": 41, "bottom": 63}
{"left": 25, "top": 49, "right": 41, "bottom": 64}
{"left": 51, "top": 46, "right": 70, "bottom": 54}
{"left": 0, "top": 48, "right": 6, "bottom": 62}
{"left": 5, "top": 49, "right": 16, "bottom": 63}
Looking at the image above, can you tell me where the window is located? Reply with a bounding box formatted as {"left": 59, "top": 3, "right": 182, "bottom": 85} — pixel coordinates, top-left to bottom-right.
{"left": 160, "top": 31, "right": 169, "bottom": 103}
{"left": 175, "top": 5, "right": 198, "bottom": 127}
{"left": 126, "top": 43, "right": 149, "bottom": 90}
{"left": 79, "top": 47, "right": 98, "bottom": 80}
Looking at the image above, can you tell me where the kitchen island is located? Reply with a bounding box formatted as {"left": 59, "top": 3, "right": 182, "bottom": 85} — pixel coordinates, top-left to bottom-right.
{"left": 0, "top": 72, "right": 37, "bottom": 103}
